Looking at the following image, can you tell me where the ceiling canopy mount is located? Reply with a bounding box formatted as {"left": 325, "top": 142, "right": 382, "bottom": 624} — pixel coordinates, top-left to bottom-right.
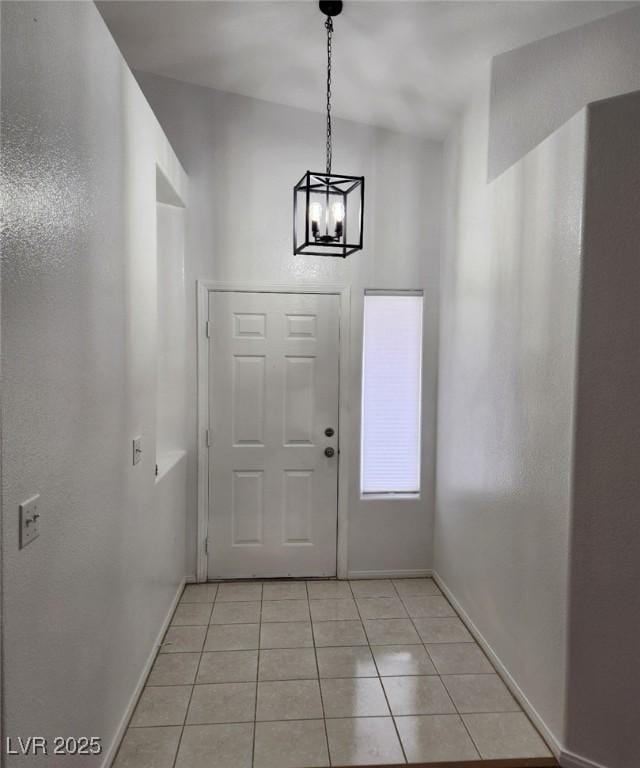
{"left": 319, "top": 1, "right": 343, "bottom": 18}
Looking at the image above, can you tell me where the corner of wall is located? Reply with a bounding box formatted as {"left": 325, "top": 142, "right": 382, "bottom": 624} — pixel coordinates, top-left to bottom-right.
{"left": 564, "top": 88, "right": 640, "bottom": 768}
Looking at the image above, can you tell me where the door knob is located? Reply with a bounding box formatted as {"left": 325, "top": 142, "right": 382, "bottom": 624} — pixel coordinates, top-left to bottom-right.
{"left": 324, "top": 427, "right": 335, "bottom": 437}
{"left": 324, "top": 447, "right": 335, "bottom": 458}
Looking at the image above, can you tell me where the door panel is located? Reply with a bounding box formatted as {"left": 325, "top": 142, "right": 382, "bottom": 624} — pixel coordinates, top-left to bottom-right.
{"left": 231, "top": 470, "right": 264, "bottom": 545}
{"left": 283, "top": 356, "right": 315, "bottom": 444}
{"left": 232, "top": 355, "right": 265, "bottom": 445}
{"left": 208, "top": 291, "right": 340, "bottom": 578}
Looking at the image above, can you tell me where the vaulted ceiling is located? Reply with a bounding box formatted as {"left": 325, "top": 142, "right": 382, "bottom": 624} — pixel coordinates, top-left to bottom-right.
{"left": 98, "top": 1, "right": 635, "bottom": 138}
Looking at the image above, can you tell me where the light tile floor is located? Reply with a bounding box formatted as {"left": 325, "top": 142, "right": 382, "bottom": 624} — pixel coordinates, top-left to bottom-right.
{"left": 114, "top": 578, "right": 552, "bottom": 768}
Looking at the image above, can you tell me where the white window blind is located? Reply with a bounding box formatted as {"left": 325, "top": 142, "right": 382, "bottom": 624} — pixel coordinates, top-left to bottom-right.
{"left": 361, "top": 291, "right": 423, "bottom": 496}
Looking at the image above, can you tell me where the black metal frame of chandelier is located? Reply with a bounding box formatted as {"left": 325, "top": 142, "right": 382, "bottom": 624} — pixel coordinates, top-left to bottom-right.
{"left": 293, "top": 0, "right": 366, "bottom": 259}
{"left": 293, "top": 170, "right": 364, "bottom": 258}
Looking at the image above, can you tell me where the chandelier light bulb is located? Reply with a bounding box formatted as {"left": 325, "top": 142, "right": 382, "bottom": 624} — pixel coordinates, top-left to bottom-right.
{"left": 331, "top": 201, "right": 345, "bottom": 222}
{"left": 309, "top": 201, "right": 323, "bottom": 237}
{"left": 309, "top": 201, "right": 323, "bottom": 223}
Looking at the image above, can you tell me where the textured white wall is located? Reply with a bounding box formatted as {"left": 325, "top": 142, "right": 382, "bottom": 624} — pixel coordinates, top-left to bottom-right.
{"left": 1, "top": 3, "right": 188, "bottom": 765}
{"left": 435, "top": 81, "right": 586, "bottom": 751}
{"left": 135, "top": 72, "right": 443, "bottom": 578}
{"left": 565, "top": 91, "right": 640, "bottom": 768}
{"left": 438, "top": 12, "right": 640, "bottom": 758}
{"left": 156, "top": 202, "right": 187, "bottom": 458}
{"left": 489, "top": 5, "right": 640, "bottom": 179}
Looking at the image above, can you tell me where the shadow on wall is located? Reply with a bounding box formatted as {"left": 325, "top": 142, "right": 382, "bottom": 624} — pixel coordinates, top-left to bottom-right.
{"left": 564, "top": 90, "right": 640, "bottom": 768}
{"left": 488, "top": 4, "right": 640, "bottom": 180}
{"left": 436, "top": 91, "right": 587, "bottom": 754}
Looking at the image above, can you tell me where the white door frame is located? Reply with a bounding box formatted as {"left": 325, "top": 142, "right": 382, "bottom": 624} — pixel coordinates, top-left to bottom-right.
{"left": 196, "top": 280, "right": 351, "bottom": 583}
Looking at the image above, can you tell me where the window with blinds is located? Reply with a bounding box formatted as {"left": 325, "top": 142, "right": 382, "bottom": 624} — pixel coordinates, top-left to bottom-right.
{"left": 360, "top": 290, "right": 423, "bottom": 497}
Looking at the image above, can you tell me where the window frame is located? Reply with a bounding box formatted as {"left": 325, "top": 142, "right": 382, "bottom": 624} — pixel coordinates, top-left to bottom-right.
{"left": 360, "top": 289, "right": 424, "bottom": 501}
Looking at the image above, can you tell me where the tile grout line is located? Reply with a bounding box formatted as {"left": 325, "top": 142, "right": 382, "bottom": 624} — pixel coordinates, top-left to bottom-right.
{"left": 147, "top": 671, "right": 499, "bottom": 688}
{"left": 400, "top": 587, "right": 466, "bottom": 675}
{"left": 250, "top": 584, "right": 263, "bottom": 768}
{"left": 398, "top": 582, "right": 487, "bottom": 758}
{"left": 365, "top": 582, "right": 498, "bottom": 762}
{"left": 397, "top": 584, "right": 496, "bottom": 761}
{"left": 129, "top": 579, "right": 540, "bottom": 766}
{"left": 115, "top": 584, "right": 204, "bottom": 767}
{"left": 308, "top": 580, "right": 333, "bottom": 768}
{"left": 162, "top": 637, "right": 488, "bottom": 649}
{"left": 395, "top": 582, "right": 518, "bottom": 762}
{"left": 128, "top": 713, "right": 423, "bottom": 729}
{"left": 435, "top": 652, "right": 484, "bottom": 760}
{"left": 131, "top": 712, "right": 428, "bottom": 731}
{"left": 456, "top": 709, "right": 484, "bottom": 759}
{"left": 170, "top": 587, "right": 209, "bottom": 768}
{"left": 136, "top": 693, "right": 513, "bottom": 728}
{"left": 349, "top": 579, "right": 409, "bottom": 765}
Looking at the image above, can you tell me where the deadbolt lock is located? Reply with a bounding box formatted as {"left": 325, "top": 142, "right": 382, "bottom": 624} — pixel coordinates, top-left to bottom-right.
{"left": 324, "top": 427, "right": 335, "bottom": 437}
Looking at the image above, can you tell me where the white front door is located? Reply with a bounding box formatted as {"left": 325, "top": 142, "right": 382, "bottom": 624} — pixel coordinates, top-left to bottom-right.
{"left": 207, "top": 290, "right": 340, "bottom": 579}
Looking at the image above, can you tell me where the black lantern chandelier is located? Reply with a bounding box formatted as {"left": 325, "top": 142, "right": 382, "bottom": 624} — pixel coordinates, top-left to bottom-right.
{"left": 293, "top": 0, "right": 364, "bottom": 257}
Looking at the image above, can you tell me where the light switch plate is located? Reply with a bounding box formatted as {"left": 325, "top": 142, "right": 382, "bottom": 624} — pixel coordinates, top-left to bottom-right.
{"left": 19, "top": 494, "right": 40, "bottom": 549}
{"left": 133, "top": 436, "right": 142, "bottom": 465}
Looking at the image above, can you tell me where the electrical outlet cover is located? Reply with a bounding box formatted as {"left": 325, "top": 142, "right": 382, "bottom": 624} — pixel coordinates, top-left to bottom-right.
{"left": 19, "top": 494, "right": 40, "bottom": 549}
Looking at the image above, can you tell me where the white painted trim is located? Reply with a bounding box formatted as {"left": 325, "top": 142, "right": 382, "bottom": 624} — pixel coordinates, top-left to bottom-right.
{"left": 102, "top": 579, "right": 185, "bottom": 768}
{"left": 196, "top": 280, "right": 351, "bottom": 582}
{"left": 348, "top": 568, "right": 433, "bottom": 579}
{"left": 196, "top": 281, "right": 210, "bottom": 583}
{"left": 197, "top": 281, "right": 351, "bottom": 295}
{"left": 431, "top": 571, "right": 610, "bottom": 768}
{"left": 559, "top": 750, "right": 610, "bottom": 768}
{"left": 335, "top": 286, "right": 351, "bottom": 580}
{"left": 432, "top": 570, "right": 562, "bottom": 758}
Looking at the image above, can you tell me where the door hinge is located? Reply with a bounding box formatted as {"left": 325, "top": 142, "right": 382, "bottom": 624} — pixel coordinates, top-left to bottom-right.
{"left": 206, "top": 428, "right": 212, "bottom": 447}
{"left": 205, "top": 320, "right": 211, "bottom": 338}
{"left": 204, "top": 537, "right": 209, "bottom": 554}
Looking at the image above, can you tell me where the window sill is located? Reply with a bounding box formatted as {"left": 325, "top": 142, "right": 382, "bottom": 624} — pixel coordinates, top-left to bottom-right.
{"left": 361, "top": 493, "right": 420, "bottom": 501}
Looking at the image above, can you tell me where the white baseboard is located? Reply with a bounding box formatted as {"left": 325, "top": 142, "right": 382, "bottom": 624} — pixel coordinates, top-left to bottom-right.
{"left": 185, "top": 574, "right": 197, "bottom": 584}
{"left": 559, "top": 749, "right": 609, "bottom": 768}
{"left": 348, "top": 568, "right": 433, "bottom": 579}
{"left": 431, "top": 570, "right": 562, "bottom": 759}
{"left": 101, "top": 578, "right": 186, "bottom": 768}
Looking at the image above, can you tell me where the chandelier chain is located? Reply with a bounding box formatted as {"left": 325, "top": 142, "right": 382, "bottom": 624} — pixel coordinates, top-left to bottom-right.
{"left": 325, "top": 15, "right": 333, "bottom": 176}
